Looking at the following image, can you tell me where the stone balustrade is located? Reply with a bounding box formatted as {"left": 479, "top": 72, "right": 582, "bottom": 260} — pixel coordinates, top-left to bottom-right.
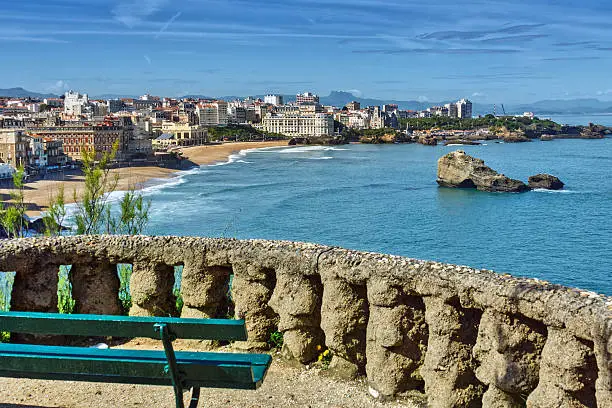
{"left": 0, "top": 236, "right": 610, "bottom": 407}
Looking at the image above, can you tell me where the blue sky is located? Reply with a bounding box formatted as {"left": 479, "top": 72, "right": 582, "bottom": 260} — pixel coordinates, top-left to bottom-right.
{"left": 1, "top": 0, "right": 612, "bottom": 103}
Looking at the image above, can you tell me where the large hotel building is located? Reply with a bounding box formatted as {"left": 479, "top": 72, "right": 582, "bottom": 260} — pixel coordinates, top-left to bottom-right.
{"left": 260, "top": 113, "right": 334, "bottom": 137}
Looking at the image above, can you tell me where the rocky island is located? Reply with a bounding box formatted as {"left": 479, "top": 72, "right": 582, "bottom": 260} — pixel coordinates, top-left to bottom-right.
{"left": 437, "top": 150, "right": 564, "bottom": 192}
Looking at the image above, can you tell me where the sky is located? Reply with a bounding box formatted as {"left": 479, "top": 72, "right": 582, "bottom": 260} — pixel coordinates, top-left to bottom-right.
{"left": 1, "top": 0, "right": 612, "bottom": 104}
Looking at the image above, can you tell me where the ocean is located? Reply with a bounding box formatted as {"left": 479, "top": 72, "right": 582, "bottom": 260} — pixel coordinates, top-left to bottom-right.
{"left": 142, "top": 137, "right": 612, "bottom": 296}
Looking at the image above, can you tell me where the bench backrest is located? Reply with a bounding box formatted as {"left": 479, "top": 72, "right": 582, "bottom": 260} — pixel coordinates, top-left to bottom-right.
{"left": 0, "top": 312, "right": 247, "bottom": 341}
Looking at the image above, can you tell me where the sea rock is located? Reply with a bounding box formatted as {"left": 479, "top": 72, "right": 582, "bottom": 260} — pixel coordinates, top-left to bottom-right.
{"left": 579, "top": 123, "right": 608, "bottom": 139}
{"left": 418, "top": 135, "right": 438, "bottom": 146}
{"left": 502, "top": 134, "right": 532, "bottom": 143}
{"left": 437, "top": 150, "right": 529, "bottom": 192}
{"left": 443, "top": 140, "right": 481, "bottom": 146}
{"left": 528, "top": 174, "right": 564, "bottom": 190}
{"left": 540, "top": 134, "right": 554, "bottom": 141}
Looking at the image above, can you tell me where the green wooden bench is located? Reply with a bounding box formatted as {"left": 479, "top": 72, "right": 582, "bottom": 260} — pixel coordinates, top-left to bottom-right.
{"left": 0, "top": 311, "right": 272, "bottom": 408}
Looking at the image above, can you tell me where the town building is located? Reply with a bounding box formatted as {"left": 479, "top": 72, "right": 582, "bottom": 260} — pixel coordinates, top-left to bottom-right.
{"left": 196, "top": 101, "right": 228, "bottom": 126}
{"left": 264, "top": 95, "right": 284, "bottom": 106}
{"left": 26, "top": 117, "right": 132, "bottom": 160}
{"left": 0, "top": 129, "right": 31, "bottom": 167}
{"left": 295, "top": 92, "right": 320, "bottom": 105}
{"left": 158, "top": 122, "right": 207, "bottom": 148}
{"left": 346, "top": 101, "right": 361, "bottom": 111}
{"left": 64, "top": 90, "right": 90, "bottom": 115}
{"left": 260, "top": 113, "right": 333, "bottom": 137}
{"left": 456, "top": 99, "right": 473, "bottom": 119}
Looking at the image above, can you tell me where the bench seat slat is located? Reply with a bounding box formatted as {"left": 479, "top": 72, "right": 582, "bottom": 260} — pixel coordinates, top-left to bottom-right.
{"left": 0, "top": 343, "right": 272, "bottom": 390}
{"left": 0, "top": 312, "right": 247, "bottom": 341}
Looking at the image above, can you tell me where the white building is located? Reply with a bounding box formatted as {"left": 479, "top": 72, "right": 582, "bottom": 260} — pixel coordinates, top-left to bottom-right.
{"left": 264, "top": 94, "right": 284, "bottom": 106}
{"left": 456, "top": 99, "right": 473, "bottom": 119}
{"left": 261, "top": 113, "right": 333, "bottom": 137}
{"left": 64, "top": 90, "right": 89, "bottom": 115}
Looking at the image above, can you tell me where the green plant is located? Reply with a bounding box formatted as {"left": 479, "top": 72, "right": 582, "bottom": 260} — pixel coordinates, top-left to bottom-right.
{"left": 73, "top": 142, "right": 120, "bottom": 235}
{"left": 43, "top": 185, "right": 66, "bottom": 236}
{"left": 118, "top": 264, "right": 133, "bottom": 314}
{"left": 174, "top": 288, "right": 184, "bottom": 315}
{"left": 316, "top": 345, "right": 332, "bottom": 369}
{"left": 107, "top": 189, "right": 151, "bottom": 235}
{"left": 0, "top": 165, "right": 26, "bottom": 238}
{"left": 0, "top": 272, "right": 14, "bottom": 341}
{"left": 268, "top": 330, "right": 284, "bottom": 349}
{"left": 57, "top": 265, "right": 75, "bottom": 314}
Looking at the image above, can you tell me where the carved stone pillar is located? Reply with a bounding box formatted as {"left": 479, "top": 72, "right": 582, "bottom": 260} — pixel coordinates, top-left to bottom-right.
{"left": 10, "top": 262, "right": 59, "bottom": 313}
{"left": 180, "top": 262, "right": 231, "bottom": 319}
{"left": 320, "top": 276, "right": 368, "bottom": 379}
{"left": 10, "top": 261, "right": 60, "bottom": 343}
{"left": 365, "top": 280, "right": 428, "bottom": 399}
{"left": 527, "top": 328, "right": 597, "bottom": 407}
{"left": 421, "top": 296, "right": 484, "bottom": 407}
{"left": 129, "top": 261, "right": 176, "bottom": 316}
{"left": 232, "top": 263, "right": 277, "bottom": 349}
{"left": 268, "top": 273, "right": 323, "bottom": 364}
{"left": 473, "top": 309, "right": 546, "bottom": 407}
{"left": 71, "top": 261, "right": 121, "bottom": 315}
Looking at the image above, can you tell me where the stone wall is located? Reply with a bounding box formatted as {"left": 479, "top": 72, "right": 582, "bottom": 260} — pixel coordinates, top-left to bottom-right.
{"left": 0, "top": 236, "right": 610, "bottom": 407}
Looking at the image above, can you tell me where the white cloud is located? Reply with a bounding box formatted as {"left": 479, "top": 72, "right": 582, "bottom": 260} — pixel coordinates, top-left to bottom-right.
{"left": 344, "top": 89, "right": 362, "bottom": 97}
{"left": 144, "top": 55, "right": 152, "bottom": 64}
{"left": 596, "top": 89, "right": 612, "bottom": 96}
{"left": 472, "top": 92, "right": 486, "bottom": 97}
{"left": 46, "top": 80, "right": 70, "bottom": 93}
{"left": 156, "top": 11, "right": 182, "bottom": 38}
{"left": 111, "top": 0, "right": 168, "bottom": 28}
{"left": 417, "top": 95, "right": 429, "bottom": 102}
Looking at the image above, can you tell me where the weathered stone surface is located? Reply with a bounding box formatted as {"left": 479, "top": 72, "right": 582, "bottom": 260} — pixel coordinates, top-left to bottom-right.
{"left": 528, "top": 173, "right": 565, "bottom": 190}
{"left": 129, "top": 261, "right": 176, "bottom": 316}
{"left": 366, "top": 292, "right": 428, "bottom": 398}
{"left": 421, "top": 297, "right": 484, "bottom": 407}
{"left": 71, "top": 262, "right": 121, "bottom": 315}
{"left": 437, "top": 150, "right": 529, "bottom": 192}
{"left": 418, "top": 135, "right": 438, "bottom": 146}
{"left": 527, "top": 328, "right": 597, "bottom": 407}
{"left": 473, "top": 310, "right": 547, "bottom": 406}
{"left": 0, "top": 236, "right": 610, "bottom": 406}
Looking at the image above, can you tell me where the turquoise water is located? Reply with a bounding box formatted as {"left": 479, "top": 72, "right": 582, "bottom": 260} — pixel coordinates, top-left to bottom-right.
{"left": 144, "top": 138, "right": 612, "bottom": 295}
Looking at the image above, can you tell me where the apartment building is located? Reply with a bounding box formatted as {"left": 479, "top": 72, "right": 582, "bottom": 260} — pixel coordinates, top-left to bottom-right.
{"left": 264, "top": 94, "right": 284, "bottom": 106}
{"left": 0, "top": 129, "right": 30, "bottom": 166}
{"left": 295, "top": 92, "right": 320, "bottom": 105}
{"left": 196, "top": 101, "right": 228, "bottom": 126}
{"left": 159, "top": 122, "right": 208, "bottom": 147}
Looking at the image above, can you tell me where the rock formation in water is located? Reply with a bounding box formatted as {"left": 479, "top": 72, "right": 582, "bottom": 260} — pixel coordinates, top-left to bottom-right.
{"left": 528, "top": 174, "right": 565, "bottom": 190}
{"left": 418, "top": 135, "right": 438, "bottom": 146}
{"left": 437, "top": 150, "right": 529, "bottom": 192}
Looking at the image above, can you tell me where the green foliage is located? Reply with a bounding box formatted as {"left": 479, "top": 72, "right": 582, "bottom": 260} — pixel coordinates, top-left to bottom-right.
{"left": 107, "top": 190, "right": 151, "bottom": 235}
{"left": 0, "top": 273, "right": 14, "bottom": 342}
{"left": 0, "top": 165, "right": 26, "bottom": 238}
{"left": 117, "top": 264, "right": 133, "bottom": 314}
{"left": 268, "top": 330, "right": 284, "bottom": 349}
{"left": 73, "top": 141, "right": 120, "bottom": 235}
{"left": 398, "top": 115, "right": 564, "bottom": 134}
{"left": 174, "top": 288, "right": 183, "bottom": 315}
{"left": 43, "top": 185, "right": 66, "bottom": 236}
{"left": 207, "top": 124, "right": 289, "bottom": 142}
{"left": 57, "top": 265, "right": 75, "bottom": 314}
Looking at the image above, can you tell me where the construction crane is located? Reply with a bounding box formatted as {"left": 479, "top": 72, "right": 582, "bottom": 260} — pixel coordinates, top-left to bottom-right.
{"left": 501, "top": 104, "right": 506, "bottom": 116}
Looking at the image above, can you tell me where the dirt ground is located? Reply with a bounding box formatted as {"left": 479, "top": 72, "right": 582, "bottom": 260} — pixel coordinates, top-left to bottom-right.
{"left": 0, "top": 338, "right": 418, "bottom": 408}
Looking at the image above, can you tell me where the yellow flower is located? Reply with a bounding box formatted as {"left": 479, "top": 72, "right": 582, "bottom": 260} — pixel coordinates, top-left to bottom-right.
{"left": 316, "top": 345, "right": 322, "bottom": 351}
{"left": 318, "top": 354, "right": 323, "bottom": 361}
{"left": 323, "top": 349, "right": 330, "bottom": 357}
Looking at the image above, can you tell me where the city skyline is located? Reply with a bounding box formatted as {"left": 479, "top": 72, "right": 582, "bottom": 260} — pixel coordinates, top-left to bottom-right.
{"left": 1, "top": 0, "right": 611, "bottom": 103}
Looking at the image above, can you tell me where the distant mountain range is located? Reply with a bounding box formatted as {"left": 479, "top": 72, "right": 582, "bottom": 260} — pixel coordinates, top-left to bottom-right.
{"left": 3, "top": 87, "right": 612, "bottom": 115}
{"left": 0, "top": 87, "right": 58, "bottom": 99}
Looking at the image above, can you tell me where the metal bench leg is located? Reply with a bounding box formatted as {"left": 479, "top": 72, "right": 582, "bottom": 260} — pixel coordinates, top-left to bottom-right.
{"left": 188, "top": 387, "right": 200, "bottom": 408}
{"left": 154, "top": 323, "right": 185, "bottom": 408}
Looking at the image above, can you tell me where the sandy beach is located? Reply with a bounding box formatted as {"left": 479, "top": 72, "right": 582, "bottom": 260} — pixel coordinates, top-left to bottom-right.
{"left": 0, "top": 140, "right": 288, "bottom": 216}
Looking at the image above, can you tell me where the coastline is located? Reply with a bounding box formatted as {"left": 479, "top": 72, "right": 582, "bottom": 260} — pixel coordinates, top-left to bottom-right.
{"left": 0, "top": 140, "right": 288, "bottom": 217}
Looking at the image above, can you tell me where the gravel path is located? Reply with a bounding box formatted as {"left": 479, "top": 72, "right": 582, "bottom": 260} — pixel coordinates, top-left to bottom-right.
{"left": 0, "top": 340, "right": 420, "bottom": 408}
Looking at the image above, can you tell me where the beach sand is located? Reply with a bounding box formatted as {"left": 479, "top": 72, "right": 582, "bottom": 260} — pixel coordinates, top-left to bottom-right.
{"left": 0, "top": 140, "right": 288, "bottom": 216}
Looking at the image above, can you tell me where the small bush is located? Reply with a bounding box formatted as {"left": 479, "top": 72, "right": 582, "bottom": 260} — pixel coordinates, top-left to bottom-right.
{"left": 268, "top": 330, "right": 284, "bottom": 349}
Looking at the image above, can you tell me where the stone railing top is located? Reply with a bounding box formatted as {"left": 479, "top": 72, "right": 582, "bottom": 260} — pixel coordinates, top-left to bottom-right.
{"left": 0, "top": 235, "right": 610, "bottom": 341}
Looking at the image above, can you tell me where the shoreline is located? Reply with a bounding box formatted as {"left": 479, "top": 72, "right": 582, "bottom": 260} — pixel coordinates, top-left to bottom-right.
{"left": 0, "top": 140, "right": 289, "bottom": 217}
